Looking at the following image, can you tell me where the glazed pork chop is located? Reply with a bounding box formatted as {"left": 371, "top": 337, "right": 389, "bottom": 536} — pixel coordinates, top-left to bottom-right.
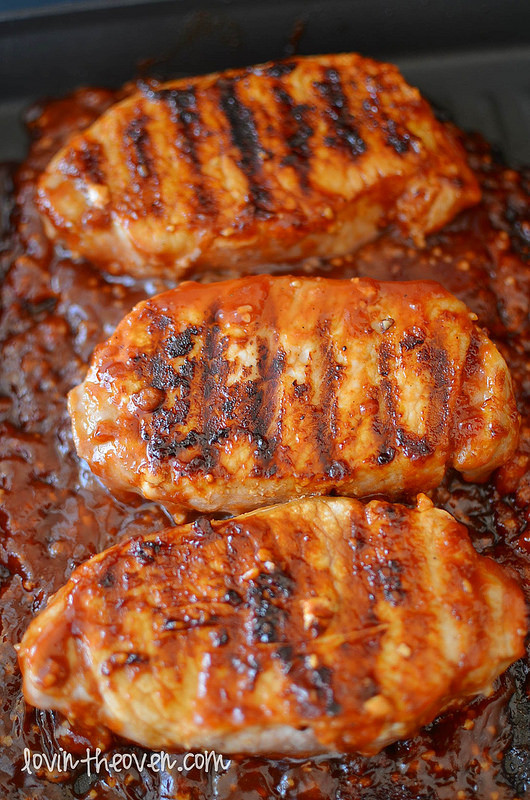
{"left": 37, "top": 53, "right": 480, "bottom": 279}
{"left": 68, "top": 276, "right": 519, "bottom": 520}
{"left": 18, "top": 495, "right": 526, "bottom": 756}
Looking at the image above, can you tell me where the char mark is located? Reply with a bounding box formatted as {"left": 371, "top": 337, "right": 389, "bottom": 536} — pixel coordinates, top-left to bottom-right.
{"left": 417, "top": 341, "right": 451, "bottom": 445}
{"left": 148, "top": 354, "right": 184, "bottom": 391}
{"left": 147, "top": 405, "right": 193, "bottom": 460}
{"left": 396, "top": 428, "right": 433, "bottom": 460}
{"left": 293, "top": 381, "right": 308, "bottom": 398}
{"left": 273, "top": 86, "right": 314, "bottom": 190}
{"left": 264, "top": 62, "right": 297, "bottom": 78}
{"left": 164, "top": 326, "right": 200, "bottom": 359}
{"left": 400, "top": 327, "right": 425, "bottom": 351}
{"left": 309, "top": 665, "right": 341, "bottom": 716}
{"left": 123, "top": 115, "right": 162, "bottom": 215}
{"left": 252, "top": 340, "right": 286, "bottom": 467}
{"left": 373, "top": 342, "right": 399, "bottom": 466}
{"left": 246, "top": 570, "right": 293, "bottom": 645}
{"left": 98, "top": 569, "right": 115, "bottom": 589}
{"left": 314, "top": 321, "right": 346, "bottom": 479}
{"left": 383, "top": 117, "right": 411, "bottom": 155}
{"left": 125, "top": 116, "right": 151, "bottom": 178}
{"left": 146, "top": 310, "right": 229, "bottom": 462}
{"left": 376, "top": 341, "right": 434, "bottom": 462}
{"left": 101, "top": 652, "right": 148, "bottom": 675}
{"left": 462, "top": 333, "right": 481, "bottom": 381}
{"left": 217, "top": 77, "right": 273, "bottom": 219}
{"left": 139, "top": 323, "right": 215, "bottom": 463}
{"left": 363, "top": 544, "right": 406, "bottom": 606}
{"left": 129, "top": 537, "right": 161, "bottom": 566}
{"left": 314, "top": 68, "right": 366, "bottom": 158}
{"left": 377, "top": 446, "right": 396, "bottom": 465}
{"left": 361, "top": 92, "right": 411, "bottom": 156}
{"left": 377, "top": 560, "right": 406, "bottom": 606}
{"left": 75, "top": 140, "right": 105, "bottom": 185}
{"left": 153, "top": 86, "right": 215, "bottom": 216}
{"left": 186, "top": 303, "right": 230, "bottom": 474}
{"left": 362, "top": 80, "right": 414, "bottom": 155}
{"left": 232, "top": 333, "right": 285, "bottom": 469}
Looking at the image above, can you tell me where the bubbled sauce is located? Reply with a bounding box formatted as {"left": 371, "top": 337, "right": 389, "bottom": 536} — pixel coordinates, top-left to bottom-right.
{"left": 0, "top": 85, "right": 529, "bottom": 799}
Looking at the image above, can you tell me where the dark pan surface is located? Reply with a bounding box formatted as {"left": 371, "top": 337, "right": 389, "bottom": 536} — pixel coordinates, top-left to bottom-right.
{"left": 0, "top": 0, "right": 529, "bottom": 163}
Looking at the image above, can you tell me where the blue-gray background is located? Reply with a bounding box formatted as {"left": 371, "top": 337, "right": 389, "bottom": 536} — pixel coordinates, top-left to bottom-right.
{"left": 1, "top": 0, "right": 529, "bottom": 164}
{"left": 0, "top": 0, "right": 168, "bottom": 15}
{"left": 1, "top": 0, "right": 145, "bottom": 9}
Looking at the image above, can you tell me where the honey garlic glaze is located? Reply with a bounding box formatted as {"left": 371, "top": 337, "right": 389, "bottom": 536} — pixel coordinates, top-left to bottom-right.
{"left": 0, "top": 86, "right": 529, "bottom": 799}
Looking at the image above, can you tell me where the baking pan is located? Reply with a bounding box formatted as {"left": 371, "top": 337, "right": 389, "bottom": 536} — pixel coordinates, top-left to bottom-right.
{"left": 0, "top": 0, "right": 530, "bottom": 163}
{"left": 0, "top": 2, "right": 529, "bottom": 799}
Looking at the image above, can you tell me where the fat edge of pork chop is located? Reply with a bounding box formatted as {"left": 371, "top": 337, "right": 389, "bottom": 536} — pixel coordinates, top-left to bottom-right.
{"left": 18, "top": 495, "right": 526, "bottom": 756}
{"left": 37, "top": 53, "right": 481, "bottom": 279}
{"left": 67, "top": 276, "right": 520, "bottom": 520}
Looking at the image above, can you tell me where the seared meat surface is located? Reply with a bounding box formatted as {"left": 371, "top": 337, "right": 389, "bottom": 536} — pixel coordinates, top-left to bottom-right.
{"left": 68, "top": 276, "right": 519, "bottom": 519}
{"left": 37, "top": 53, "right": 480, "bottom": 279}
{"left": 18, "top": 495, "right": 526, "bottom": 756}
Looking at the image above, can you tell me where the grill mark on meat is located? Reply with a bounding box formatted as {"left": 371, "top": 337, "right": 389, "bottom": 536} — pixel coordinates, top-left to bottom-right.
{"left": 123, "top": 114, "right": 162, "bottom": 215}
{"left": 395, "top": 428, "right": 433, "bottom": 459}
{"left": 146, "top": 313, "right": 226, "bottom": 467}
{"left": 246, "top": 569, "right": 293, "bottom": 645}
{"left": 132, "top": 312, "right": 201, "bottom": 461}
{"left": 347, "top": 513, "right": 386, "bottom": 647}
{"left": 373, "top": 341, "right": 398, "bottom": 466}
{"left": 125, "top": 116, "right": 151, "bottom": 178}
{"left": 139, "top": 318, "right": 199, "bottom": 462}
{"left": 462, "top": 332, "right": 482, "bottom": 381}
{"left": 272, "top": 86, "right": 314, "bottom": 191}
{"left": 400, "top": 327, "right": 426, "bottom": 352}
{"left": 217, "top": 77, "right": 273, "bottom": 219}
{"left": 263, "top": 61, "right": 297, "bottom": 78}
{"left": 417, "top": 341, "right": 451, "bottom": 445}
{"left": 309, "top": 665, "right": 341, "bottom": 716}
{"left": 153, "top": 86, "right": 216, "bottom": 217}
{"left": 376, "top": 340, "right": 434, "bottom": 462}
{"left": 382, "top": 116, "right": 412, "bottom": 155}
{"left": 361, "top": 89, "right": 412, "bottom": 156}
{"left": 74, "top": 140, "right": 105, "bottom": 185}
{"left": 146, "top": 396, "right": 192, "bottom": 462}
{"left": 375, "top": 559, "right": 406, "bottom": 606}
{"left": 314, "top": 321, "right": 346, "bottom": 478}
{"left": 251, "top": 341, "right": 286, "bottom": 472}
{"left": 239, "top": 290, "right": 285, "bottom": 473}
{"left": 450, "top": 332, "right": 482, "bottom": 452}
{"left": 235, "top": 349, "right": 266, "bottom": 450}
{"left": 191, "top": 304, "right": 229, "bottom": 474}
{"left": 164, "top": 325, "right": 200, "bottom": 359}
{"left": 314, "top": 67, "right": 366, "bottom": 158}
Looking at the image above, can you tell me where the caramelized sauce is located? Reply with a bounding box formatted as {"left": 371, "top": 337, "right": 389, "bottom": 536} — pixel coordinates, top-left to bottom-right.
{"left": 0, "top": 87, "right": 529, "bottom": 798}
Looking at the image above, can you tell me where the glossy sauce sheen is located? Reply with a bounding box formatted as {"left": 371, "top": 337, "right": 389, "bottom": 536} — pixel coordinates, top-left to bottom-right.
{"left": 37, "top": 54, "right": 480, "bottom": 278}
{"left": 68, "top": 275, "right": 519, "bottom": 518}
{"left": 17, "top": 496, "right": 526, "bottom": 757}
{"left": 0, "top": 86, "right": 529, "bottom": 798}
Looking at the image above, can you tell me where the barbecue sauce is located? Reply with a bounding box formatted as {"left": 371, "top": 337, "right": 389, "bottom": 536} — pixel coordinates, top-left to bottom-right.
{"left": 0, "top": 86, "right": 529, "bottom": 799}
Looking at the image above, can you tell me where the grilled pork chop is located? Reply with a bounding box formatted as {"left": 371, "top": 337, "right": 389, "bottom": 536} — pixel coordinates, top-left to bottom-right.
{"left": 37, "top": 53, "right": 480, "bottom": 279}
{"left": 18, "top": 495, "right": 526, "bottom": 755}
{"left": 68, "top": 276, "right": 519, "bottom": 520}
